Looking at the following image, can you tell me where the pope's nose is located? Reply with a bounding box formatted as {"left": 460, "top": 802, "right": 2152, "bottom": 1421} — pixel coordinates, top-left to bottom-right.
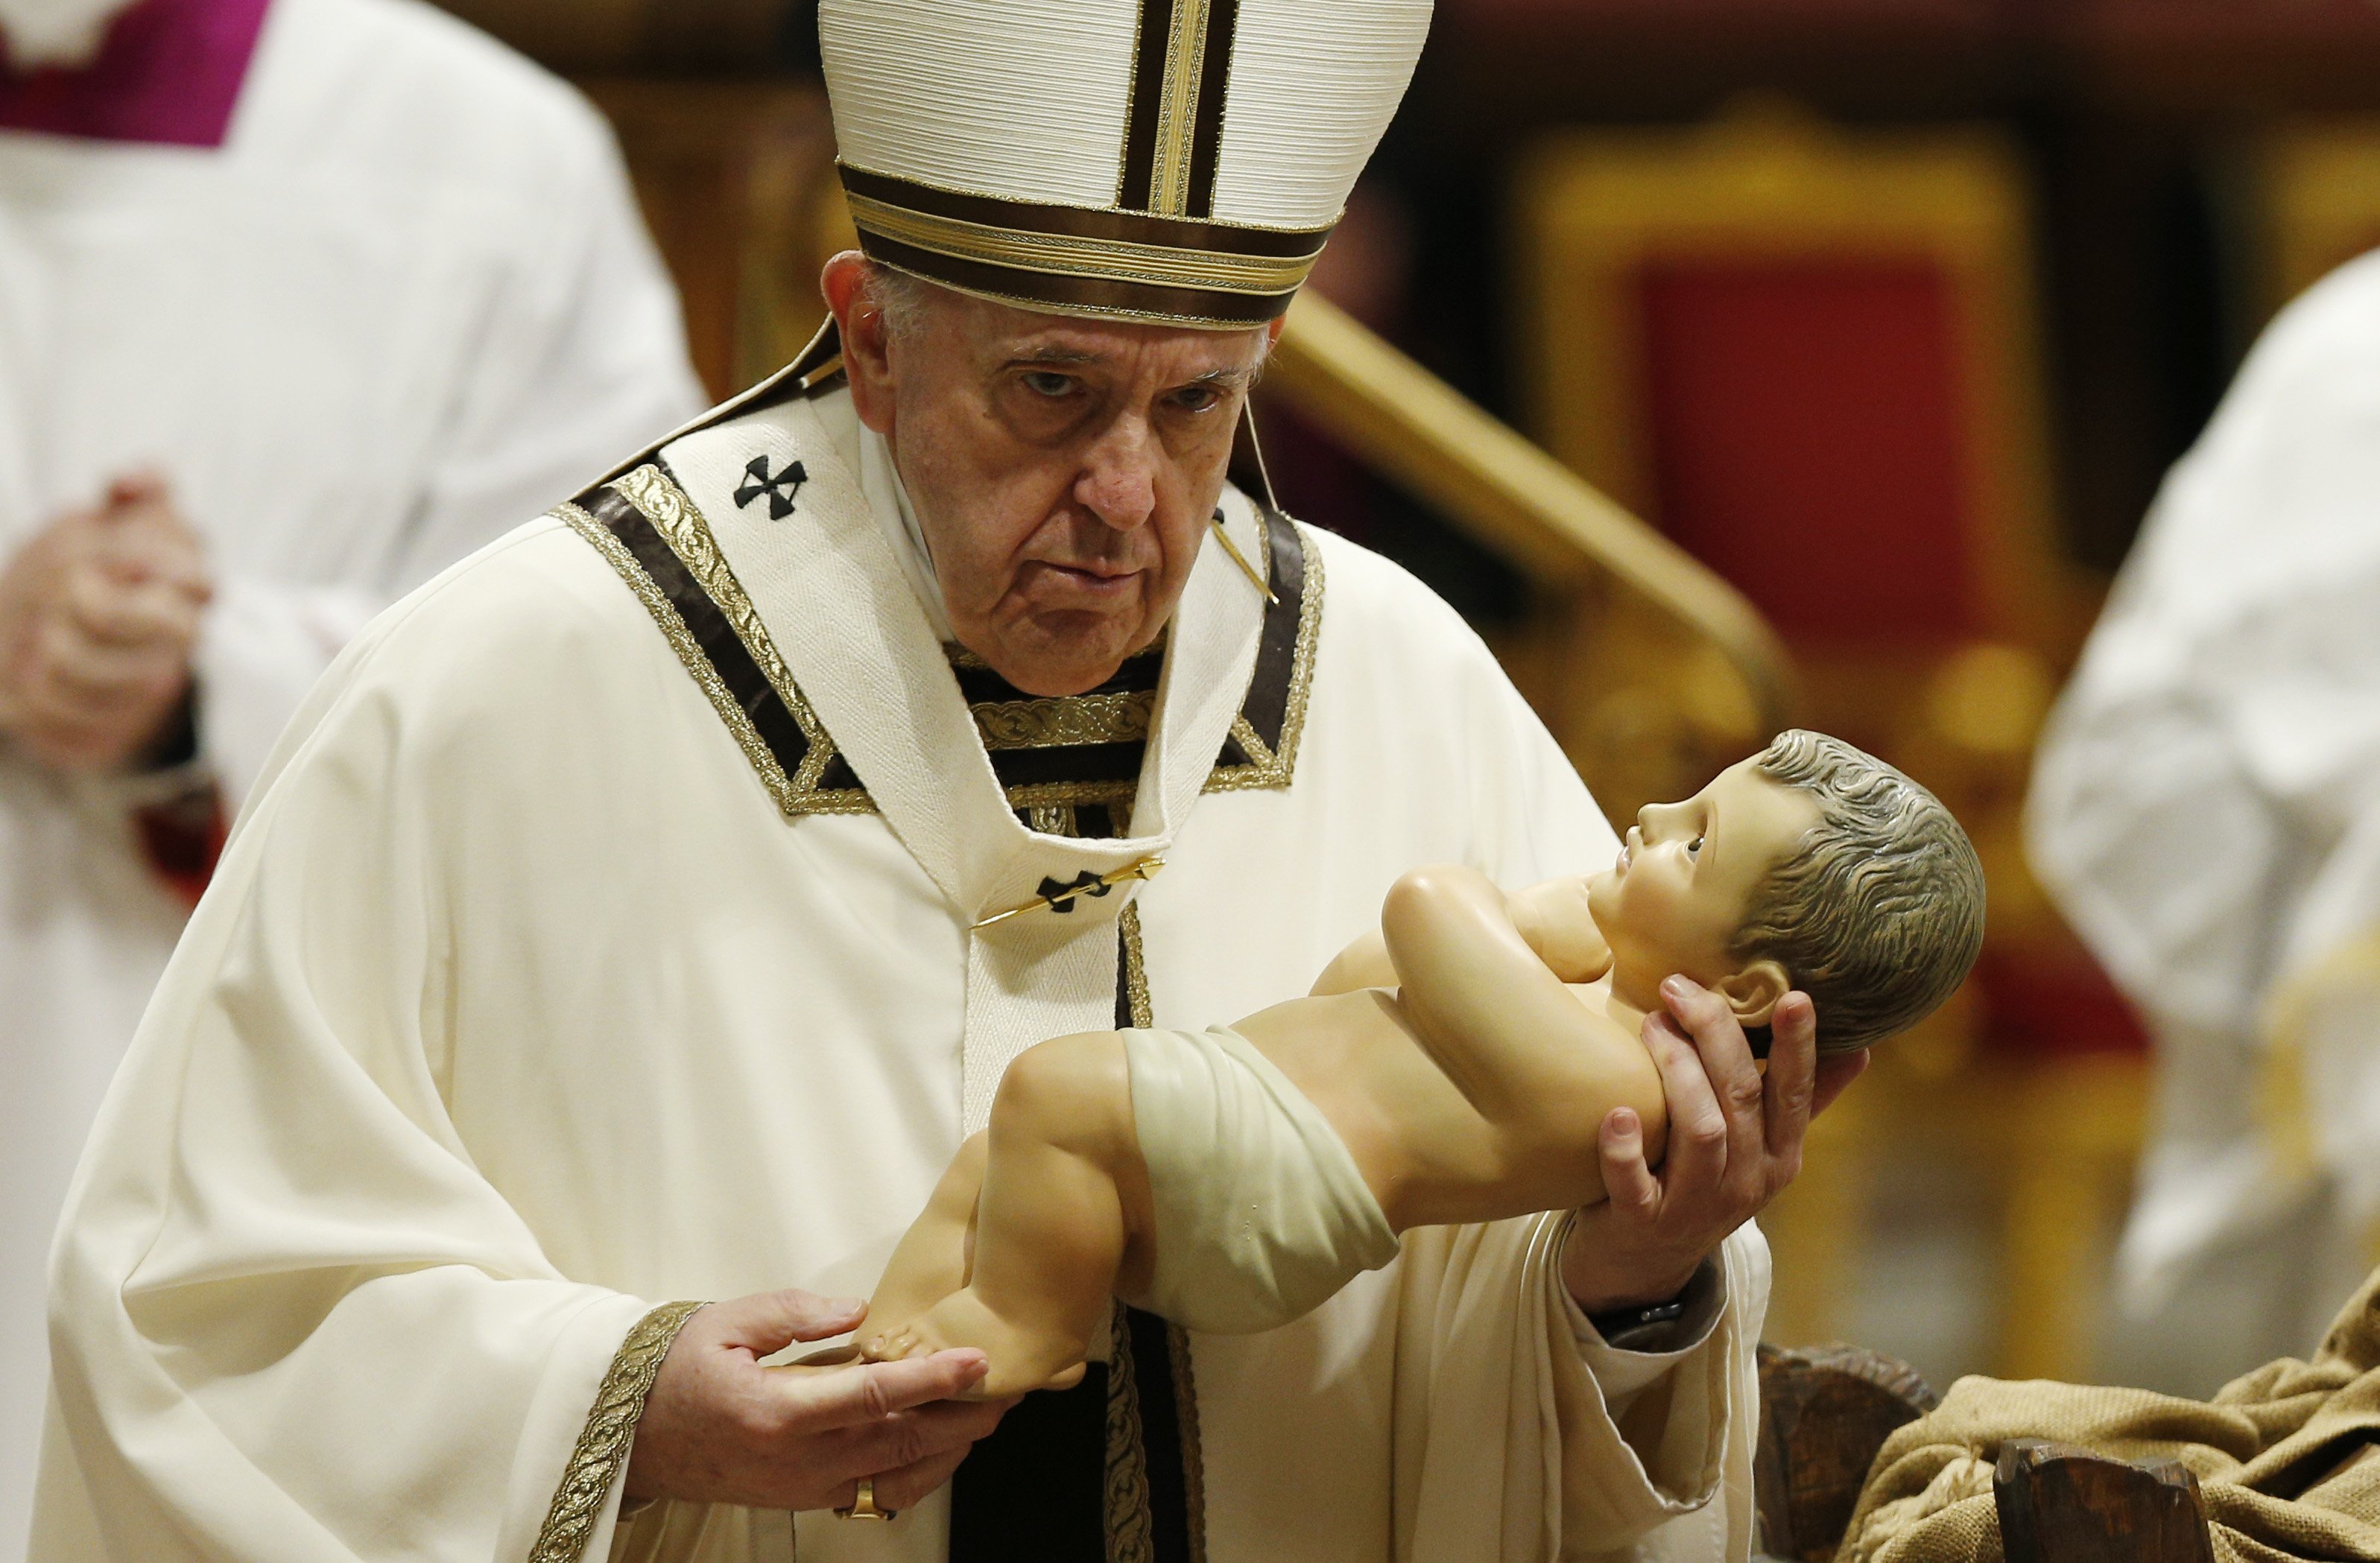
{"left": 1075, "top": 421, "right": 1159, "bottom": 532}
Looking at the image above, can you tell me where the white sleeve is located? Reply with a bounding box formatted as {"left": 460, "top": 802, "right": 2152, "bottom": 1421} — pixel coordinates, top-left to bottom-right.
{"left": 41, "top": 566, "right": 670, "bottom": 1563}
{"left": 190, "top": 98, "right": 703, "bottom": 808}
{"left": 1391, "top": 1216, "right": 1765, "bottom": 1562}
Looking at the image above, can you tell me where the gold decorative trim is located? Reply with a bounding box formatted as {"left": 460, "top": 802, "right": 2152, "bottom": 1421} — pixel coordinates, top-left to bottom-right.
{"left": 1150, "top": 0, "right": 1213, "bottom": 218}
{"left": 1120, "top": 902, "right": 1154, "bottom": 1030}
{"left": 1003, "top": 779, "right": 1141, "bottom": 811}
{"left": 974, "top": 689, "right": 1155, "bottom": 750}
{"left": 557, "top": 503, "right": 806, "bottom": 818}
{"left": 1025, "top": 803, "right": 1077, "bottom": 837}
{"left": 577, "top": 470, "right": 877, "bottom": 820}
{"left": 846, "top": 192, "right": 1319, "bottom": 298}
{"left": 1104, "top": 1302, "right": 1158, "bottom": 1563}
{"left": 1170, "top": 1316, "right": 1209, "bottom": 1562}
{"left": 1112, "top": 910, "right": 1208, "bottom": 1561}
{"left": 1204, "top": 515, "right": 1323, "bottom": 793}
{"left": 610, "top": 466, "right": 846, "bottom": 800}
{"left": 528, "top": 1300, "right": 706, "bottom": 1563}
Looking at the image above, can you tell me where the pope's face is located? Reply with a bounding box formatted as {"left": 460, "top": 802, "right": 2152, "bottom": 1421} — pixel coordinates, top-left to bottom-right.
{"left": 1586, "top": 759, "right": 1822, "bottom": 1012}
{"left": 843, "top": 269, "right": 1270, "bottom": 697}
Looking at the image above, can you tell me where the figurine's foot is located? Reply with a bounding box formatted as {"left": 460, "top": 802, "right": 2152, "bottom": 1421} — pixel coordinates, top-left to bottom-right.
{"left": 864, "top": 1287, "right": 1088, "bottom": 1399}
{"left": 860, "top": 1265, "right": 960, "bottom": 1361}
{"left": 860, "top": 1135, "right": 990, "bottom": 1357}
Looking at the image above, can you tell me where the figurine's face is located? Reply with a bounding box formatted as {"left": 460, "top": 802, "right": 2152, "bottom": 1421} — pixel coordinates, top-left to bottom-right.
{"left": 1587, "top": 759, "right": 1822, "bottom": 1015}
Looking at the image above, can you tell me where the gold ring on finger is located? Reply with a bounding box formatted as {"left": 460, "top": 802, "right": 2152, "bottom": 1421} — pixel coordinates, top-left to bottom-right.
{"left": 835, "top": 1477, "right": 897, "bottom": 1521}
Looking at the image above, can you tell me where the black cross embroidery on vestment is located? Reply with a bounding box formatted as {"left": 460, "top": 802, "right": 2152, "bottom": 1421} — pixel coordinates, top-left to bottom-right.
{"left": 733, "top": 454, "right": 808, "bottom": 519}
{"left": 1037, "top": 871, "right": 1113, "bottom": 913}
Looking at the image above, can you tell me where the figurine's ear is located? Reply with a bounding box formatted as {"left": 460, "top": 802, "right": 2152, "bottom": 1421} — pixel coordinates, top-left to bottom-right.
{"left": 1712, "top": 960, "right": 1792, "bottom": 1029}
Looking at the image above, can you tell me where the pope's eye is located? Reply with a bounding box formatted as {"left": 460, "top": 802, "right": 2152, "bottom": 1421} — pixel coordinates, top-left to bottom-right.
{"left": 1021, "top": 371, "right": 1076, "bottom": 398}
{"left": 1172, "top": 384, "right": 1221, "bottom": 412}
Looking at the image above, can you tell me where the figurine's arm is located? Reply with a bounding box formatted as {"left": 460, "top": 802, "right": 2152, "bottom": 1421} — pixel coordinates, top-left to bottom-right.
{"left": 1379, "top": 865, "right": 1664, "bottom": 1165}
{"left": 1311, "top": 929, "right": 1398, "bottom": 995}
{"left": 1311, "top": 875, "right": 1611, "bottom": 997}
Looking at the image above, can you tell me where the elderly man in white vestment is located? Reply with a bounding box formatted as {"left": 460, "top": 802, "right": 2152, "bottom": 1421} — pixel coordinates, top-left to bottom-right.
{"left": 36, "top": 3, "right": 1865, "bottom": 1559}
{"left": 0, "top": 0, "right": 700, "bottom": 1551}
{"left": 2031, "top": 250, "right": 2380, "bottom": 1389}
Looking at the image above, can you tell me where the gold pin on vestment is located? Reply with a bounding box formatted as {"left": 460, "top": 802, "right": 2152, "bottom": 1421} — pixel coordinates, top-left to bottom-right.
{"left": 972, "top": 856, "right": 1167, "bottom": 930}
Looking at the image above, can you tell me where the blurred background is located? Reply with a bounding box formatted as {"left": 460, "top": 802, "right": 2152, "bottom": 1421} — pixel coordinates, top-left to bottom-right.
{"left": 429, "top": 0, "right": 2380, "bottom": 1399}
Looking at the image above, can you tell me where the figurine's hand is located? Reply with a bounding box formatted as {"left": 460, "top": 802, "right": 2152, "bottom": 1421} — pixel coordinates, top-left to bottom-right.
{"left": 1561, "top": 977, "right": 1867, "bottom": 1313}
{"left": 625, "top": 1288, "right": 1015, "bottom": 1512}
{"left": 1507, "top": 875, "right": 1611, "bottom": 983}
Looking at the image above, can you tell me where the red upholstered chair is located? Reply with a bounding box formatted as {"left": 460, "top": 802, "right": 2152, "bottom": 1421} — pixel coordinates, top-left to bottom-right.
{"left": 1516, "top": 101, "right": 2145, "bottom": 1379}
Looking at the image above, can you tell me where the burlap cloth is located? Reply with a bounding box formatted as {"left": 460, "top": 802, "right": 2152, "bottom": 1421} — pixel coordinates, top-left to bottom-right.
{"left": 1838, "top": 1266, "right": 2380, "bottom": 1562}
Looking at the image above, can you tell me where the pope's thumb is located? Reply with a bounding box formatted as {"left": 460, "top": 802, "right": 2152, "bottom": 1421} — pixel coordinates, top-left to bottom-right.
{"left": 713, "top": 1288, "right": 868, "bottom": 1354}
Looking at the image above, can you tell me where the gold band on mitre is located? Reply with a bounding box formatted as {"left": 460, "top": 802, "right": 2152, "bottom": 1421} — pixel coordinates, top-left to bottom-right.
{"left": 838, "top": 165, "right": 1335, "bottom": 329}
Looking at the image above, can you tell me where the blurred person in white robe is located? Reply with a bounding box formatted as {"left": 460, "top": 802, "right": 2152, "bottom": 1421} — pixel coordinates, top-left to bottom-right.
{"left": 0, "top": 0, "right": 702, "bottom": 1548}
{"left": 2030, "top": 250, "right": 2380, "bottom": 1390}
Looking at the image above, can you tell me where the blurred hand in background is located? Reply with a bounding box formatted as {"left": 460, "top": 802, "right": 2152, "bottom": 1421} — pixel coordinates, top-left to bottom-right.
{"left": 0, "top": 472, "right": 212, "bottom": 771}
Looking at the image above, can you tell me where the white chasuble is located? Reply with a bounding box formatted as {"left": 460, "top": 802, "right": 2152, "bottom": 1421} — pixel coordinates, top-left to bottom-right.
{"left": 35, "top": 368, "right": 1765, "bottom": 1563}
{"left": 0, "top": 1, "right": 702, "bottom": 1552}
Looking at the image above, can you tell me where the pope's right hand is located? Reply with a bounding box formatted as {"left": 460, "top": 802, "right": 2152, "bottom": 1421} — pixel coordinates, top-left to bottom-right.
{"left": 624, "top": 1288, "right": 1013, "bottom": 1512}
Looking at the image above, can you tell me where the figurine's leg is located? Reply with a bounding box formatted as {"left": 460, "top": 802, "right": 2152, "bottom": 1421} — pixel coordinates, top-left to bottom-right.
{"left": 859, "top": 1132, "right": 989, "bottom": 1356}
{"left": 871, "top": 1031, "right": 1145, "bottom": 1398}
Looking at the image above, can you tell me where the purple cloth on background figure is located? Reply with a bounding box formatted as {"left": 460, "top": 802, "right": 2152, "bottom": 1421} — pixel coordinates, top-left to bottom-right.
{"left": 0, "top": 0, "right": 271, "bottom": 148}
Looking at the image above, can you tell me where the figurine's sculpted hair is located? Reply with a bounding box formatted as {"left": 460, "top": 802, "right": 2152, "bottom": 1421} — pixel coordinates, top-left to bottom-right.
{"left": 1734, "top": 729, "right": 1986, "bottom": 1053}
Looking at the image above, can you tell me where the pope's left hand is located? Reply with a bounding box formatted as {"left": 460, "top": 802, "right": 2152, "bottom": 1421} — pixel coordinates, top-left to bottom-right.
{"left": 1561, "top": 975, "right": 1868, "bottom": 1315}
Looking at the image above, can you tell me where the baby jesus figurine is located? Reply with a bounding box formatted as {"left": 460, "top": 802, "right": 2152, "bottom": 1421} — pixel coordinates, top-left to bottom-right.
{"left": 860, "top": 729, "right": 1985, "bottom": 1398}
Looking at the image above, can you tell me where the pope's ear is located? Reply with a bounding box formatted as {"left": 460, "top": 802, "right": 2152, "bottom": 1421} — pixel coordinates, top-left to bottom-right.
{"left": 823, "top": 250, "right": 898, "bottom": 432}
{"left": 1712, "top": 960, "right": 1792, "bottom": 1029}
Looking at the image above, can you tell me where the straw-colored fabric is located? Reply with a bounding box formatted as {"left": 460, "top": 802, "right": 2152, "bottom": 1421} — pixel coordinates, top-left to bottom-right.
{"left": 1841, "top": 1266, "right": 2380, "bottom": 1562}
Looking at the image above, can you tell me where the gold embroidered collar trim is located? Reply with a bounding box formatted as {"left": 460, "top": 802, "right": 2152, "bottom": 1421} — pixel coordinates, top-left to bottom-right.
{"left": 557, "top": 464, "right": 1322, "bottom": 828}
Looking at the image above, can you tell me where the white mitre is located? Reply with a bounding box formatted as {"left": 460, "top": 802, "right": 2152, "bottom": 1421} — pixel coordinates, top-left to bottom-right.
{"left": 819, "top": 0, "right": 1432, "bottom": 329}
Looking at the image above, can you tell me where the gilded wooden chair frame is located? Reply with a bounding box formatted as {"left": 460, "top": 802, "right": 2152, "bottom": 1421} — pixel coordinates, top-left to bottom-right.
{"left": 2259, "top": 117, "right": 2380, "bottom": 319}
{"left": 1514, "top": 103, "right": 2080, "bottom": 682}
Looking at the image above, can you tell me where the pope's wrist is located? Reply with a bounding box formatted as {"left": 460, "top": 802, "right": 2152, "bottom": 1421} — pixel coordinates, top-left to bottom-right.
{"left": 1566, "top": 1266, "right": 1700, "bottom": 1316}
{"left": 1560, "top": 1226, "right": 1703, "bottom": 1315}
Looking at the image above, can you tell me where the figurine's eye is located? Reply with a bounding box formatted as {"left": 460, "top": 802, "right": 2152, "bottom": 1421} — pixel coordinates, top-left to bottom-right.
{"left": 1686, "top": 835, "right": 1705, "bottom": 858}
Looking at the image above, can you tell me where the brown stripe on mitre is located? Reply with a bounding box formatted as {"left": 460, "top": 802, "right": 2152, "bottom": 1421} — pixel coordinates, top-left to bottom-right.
{"left": 839, "top": 163, "right": 1331, "bottom": 329}
{"left": 1119, "top": 0, "right": 1174, "bottom": 211}
{"left": 843, "top": 166, "right": 1332, "bottom": 259}
{"left": 1186, "top": 0, "right": 1240, "bottom": 220}
{"left": 858, "top": 232, "right": 1290, "bottom": 329}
